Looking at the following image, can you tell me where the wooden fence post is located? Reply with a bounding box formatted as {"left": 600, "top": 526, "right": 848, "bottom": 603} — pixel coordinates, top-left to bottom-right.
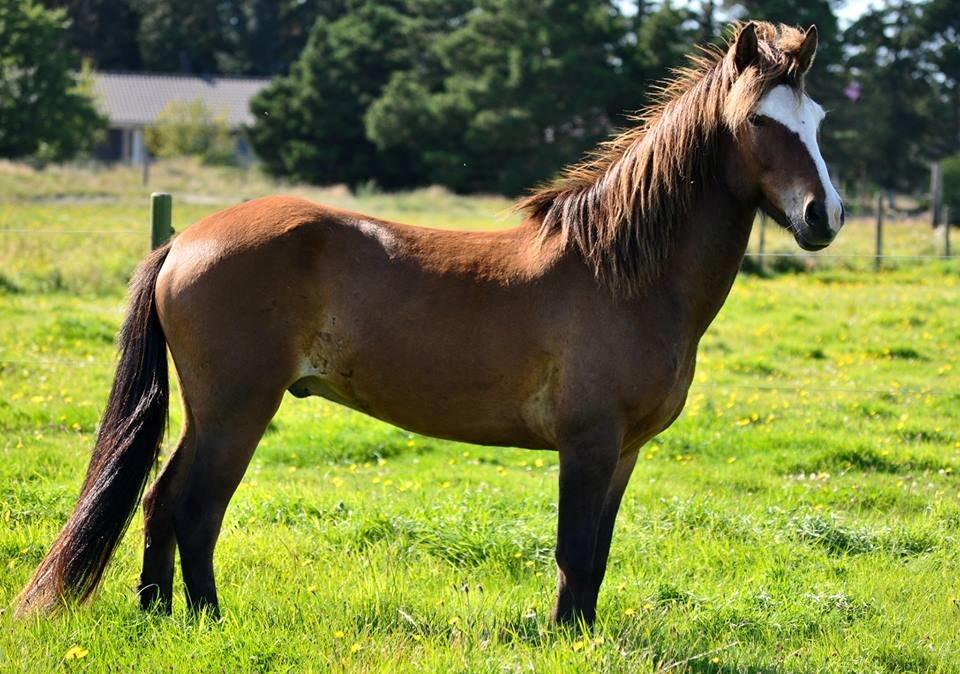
{"left": 945, "top": 206, "right": 951, "bottom": 259}
{"left": 151, "top": 192, "right": 173, "bottom": 250}
{"left": 931, "top": 161, "right": 943, "bottom": 230}
{"left": 875, "top": 194, "right": 883, "bottom": 272}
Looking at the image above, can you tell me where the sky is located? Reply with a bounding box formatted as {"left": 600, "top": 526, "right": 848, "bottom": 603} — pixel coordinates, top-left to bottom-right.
{"left": 835, "top": 0, "right": 878, "bottom": 26}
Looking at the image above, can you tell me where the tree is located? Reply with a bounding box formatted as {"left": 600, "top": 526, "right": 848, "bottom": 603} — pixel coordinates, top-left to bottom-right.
{"left": 44, "top": 0, "right": 348, "bottom": 77}
{"left": 249, "top": 0, "right": 424, "bottom": 188}
{"left": 247, "top": 0, "right": 949, "bottom": 197}
{"left": 134, "top": 0, "right": 223, "bottom": 73}
{"left": 0, "top": 1, "right": 105, "bottom": 160}
{"left": 41, "top": 0, "right": 143, "bottom": 70}
{"left": 842, "top": 2, "right": 931, "bottom": 200}
{"left": 920, "top": 0, "right": 960, "bottom": 159}
{"left": 611, "top": 1, "right": 698, "bottom": 122}
{"left": 367, "top": 0, "right": 626, "bottom": 194}
{"left": 215, "top": 0, "right": 347, "bottom": 76}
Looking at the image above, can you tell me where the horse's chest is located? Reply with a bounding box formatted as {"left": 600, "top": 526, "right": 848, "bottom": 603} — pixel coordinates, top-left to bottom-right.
{"left": 621, "top": 351, "right": 697, "bottom": 450}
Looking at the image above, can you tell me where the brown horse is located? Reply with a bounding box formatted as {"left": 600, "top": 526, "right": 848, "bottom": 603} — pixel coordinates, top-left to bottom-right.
{"left": 18, "top": 22, "right": 843, "bottom": 624}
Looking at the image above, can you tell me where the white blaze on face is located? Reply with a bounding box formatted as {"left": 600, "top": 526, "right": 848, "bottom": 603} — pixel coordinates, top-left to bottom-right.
{"left": 755, "top": 84, "right": 844, "bottom": 234}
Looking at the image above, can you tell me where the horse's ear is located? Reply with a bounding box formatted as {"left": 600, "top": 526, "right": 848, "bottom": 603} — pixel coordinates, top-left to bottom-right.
{"left": 797, "top": 25, "right": 818, "bottom": 74}
{"left": 733, "top": 22, "right": 759, "bottom": 73}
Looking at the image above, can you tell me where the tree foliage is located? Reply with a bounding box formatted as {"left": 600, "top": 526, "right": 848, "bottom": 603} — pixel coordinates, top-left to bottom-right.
{"left": 16, "top": 0, "right": 960, "bottom": 195}
{"left": 919, "top": 0, "right": 960, "bottom": 160}
{"left": 214, "top": 0, "right": 346, "bottom": 76}
{"left": 366, "top": 0, "right": 625, "bottom": 193}
{"left": 253, "top": 0, "right": 960, "bottom": 195}
{"left": 42, "top": 0, "right": 143, "bottom": 70}
{"left": 842, "top": 1, "right": 932, "bottom": 194}
{"left": 134, "top": 0, "right": 224, "bottom": 74}
{"left": 253, "top": 0, "right": 631, "bottom": 193}
{"left": 248, "top": 1, "right": 424, "bottom": 188}
{"left": 42, "top": 0, "right": 339, "bottom": 76}
{"left": 0, "top": 0, "right": 105, "bottom": 160}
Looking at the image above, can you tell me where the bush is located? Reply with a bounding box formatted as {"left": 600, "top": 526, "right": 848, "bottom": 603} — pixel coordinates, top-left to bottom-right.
{"left": 145, "top": 100, "right": 235, "bottom": 165}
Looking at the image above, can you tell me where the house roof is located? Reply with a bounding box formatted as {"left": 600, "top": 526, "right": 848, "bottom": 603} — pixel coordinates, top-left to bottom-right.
{"left": 92, "top": 72, "right": 271, "bottom": 128}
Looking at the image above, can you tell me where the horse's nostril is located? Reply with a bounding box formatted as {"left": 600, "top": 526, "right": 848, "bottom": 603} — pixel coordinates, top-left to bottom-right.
{"left": 804, "top": 200, "right": 822, "bottom": 227}
{"left": 840, "top": 202, "right": 846, "bottom": 226}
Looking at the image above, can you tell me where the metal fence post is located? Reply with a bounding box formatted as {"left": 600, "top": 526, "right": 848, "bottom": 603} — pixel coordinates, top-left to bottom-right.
{"left": 151, "top": 192, "right": 173, "bottom": 250}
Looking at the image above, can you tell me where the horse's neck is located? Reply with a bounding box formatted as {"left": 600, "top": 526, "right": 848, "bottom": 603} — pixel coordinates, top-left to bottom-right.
{"left": 656, "top": 177, "right": 756, "bottom": 338}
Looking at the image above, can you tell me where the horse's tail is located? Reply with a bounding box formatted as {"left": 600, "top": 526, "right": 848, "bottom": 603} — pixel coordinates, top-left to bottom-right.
{"left": 16, "top": 244, "right": 172, "bottom": 616}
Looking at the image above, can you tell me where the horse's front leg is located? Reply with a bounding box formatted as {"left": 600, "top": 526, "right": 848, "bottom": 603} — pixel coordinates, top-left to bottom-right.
{"left": 585, "top": 450, "right": 639, "bottom": 611}
{"left": 552, "top": 425, "right": 620, "bottom": 625}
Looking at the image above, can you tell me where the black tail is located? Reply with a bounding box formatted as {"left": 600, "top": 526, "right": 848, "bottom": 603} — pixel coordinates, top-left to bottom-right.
{"left": 17, "top": 244, "right": 172, "bottom": 615}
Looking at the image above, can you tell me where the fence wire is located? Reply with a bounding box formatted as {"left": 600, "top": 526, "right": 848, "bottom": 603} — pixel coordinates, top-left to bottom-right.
{"left": 0, "top": 228, "right": 141, "bottom": 234}
{"left": 748, "top": 252, "right": 959, "bottom": 261}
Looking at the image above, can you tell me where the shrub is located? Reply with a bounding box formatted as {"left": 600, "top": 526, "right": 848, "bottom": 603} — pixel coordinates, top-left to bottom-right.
{"left": 145, "top": 99, "right": 235, "bottom": 165}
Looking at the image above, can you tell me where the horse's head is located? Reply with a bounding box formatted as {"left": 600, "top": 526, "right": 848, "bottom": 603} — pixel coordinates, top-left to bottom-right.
{"left": 726, "top": 22, "right": 844, "bottom": 250}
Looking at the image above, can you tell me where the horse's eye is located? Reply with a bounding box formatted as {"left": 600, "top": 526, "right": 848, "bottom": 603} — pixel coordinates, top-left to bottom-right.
{"left": 749, "top": 114, "right": 765, "bottom": 127}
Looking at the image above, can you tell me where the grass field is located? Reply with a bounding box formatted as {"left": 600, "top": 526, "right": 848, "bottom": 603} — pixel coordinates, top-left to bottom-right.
{"left": 1, "top": 161, "right": 959, "bottom": 672}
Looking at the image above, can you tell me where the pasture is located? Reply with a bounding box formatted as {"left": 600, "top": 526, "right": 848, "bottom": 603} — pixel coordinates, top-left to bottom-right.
{"left": 1, "top": 161, "right": 959, "bottom": 672}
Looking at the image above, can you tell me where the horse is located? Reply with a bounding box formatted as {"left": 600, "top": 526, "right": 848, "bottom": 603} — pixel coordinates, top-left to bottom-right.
{"left": 17, "top": 21, "right": 843, "bottom": 624}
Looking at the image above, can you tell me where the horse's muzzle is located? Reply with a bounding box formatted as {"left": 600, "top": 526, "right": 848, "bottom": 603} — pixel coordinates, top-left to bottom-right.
{"left": 795, "top": 198, "right": 843, "bottom": 250}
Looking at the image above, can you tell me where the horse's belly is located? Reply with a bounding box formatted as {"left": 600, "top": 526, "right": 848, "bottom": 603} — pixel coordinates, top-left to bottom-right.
{"left": 292, "top": 375, "right": 550, "bottom": 448}
{"left": 290, "top": 341, "right": 553, "bottom": 450}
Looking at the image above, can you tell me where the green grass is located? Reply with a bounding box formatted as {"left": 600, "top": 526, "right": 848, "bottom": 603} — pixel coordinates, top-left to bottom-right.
{"left": 1, "top": 161, "right": 959, "bottom": 672}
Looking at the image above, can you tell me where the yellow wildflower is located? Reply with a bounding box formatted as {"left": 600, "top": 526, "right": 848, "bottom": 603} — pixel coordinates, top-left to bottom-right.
{"left": 64, "top": 646, "right": 88, "bottom": 660}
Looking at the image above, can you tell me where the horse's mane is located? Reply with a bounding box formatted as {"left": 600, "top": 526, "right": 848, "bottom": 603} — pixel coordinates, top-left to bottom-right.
{"left": 516, "top": 22, "right": 812, "bottom": 298}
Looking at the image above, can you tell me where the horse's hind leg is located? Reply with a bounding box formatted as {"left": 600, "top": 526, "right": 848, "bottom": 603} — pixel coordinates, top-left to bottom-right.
{"left": 138, "top": 420, "right": 197, "bottom": 612}
{"left": 172, "top": 386, "right": 284, "bottom": 615}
